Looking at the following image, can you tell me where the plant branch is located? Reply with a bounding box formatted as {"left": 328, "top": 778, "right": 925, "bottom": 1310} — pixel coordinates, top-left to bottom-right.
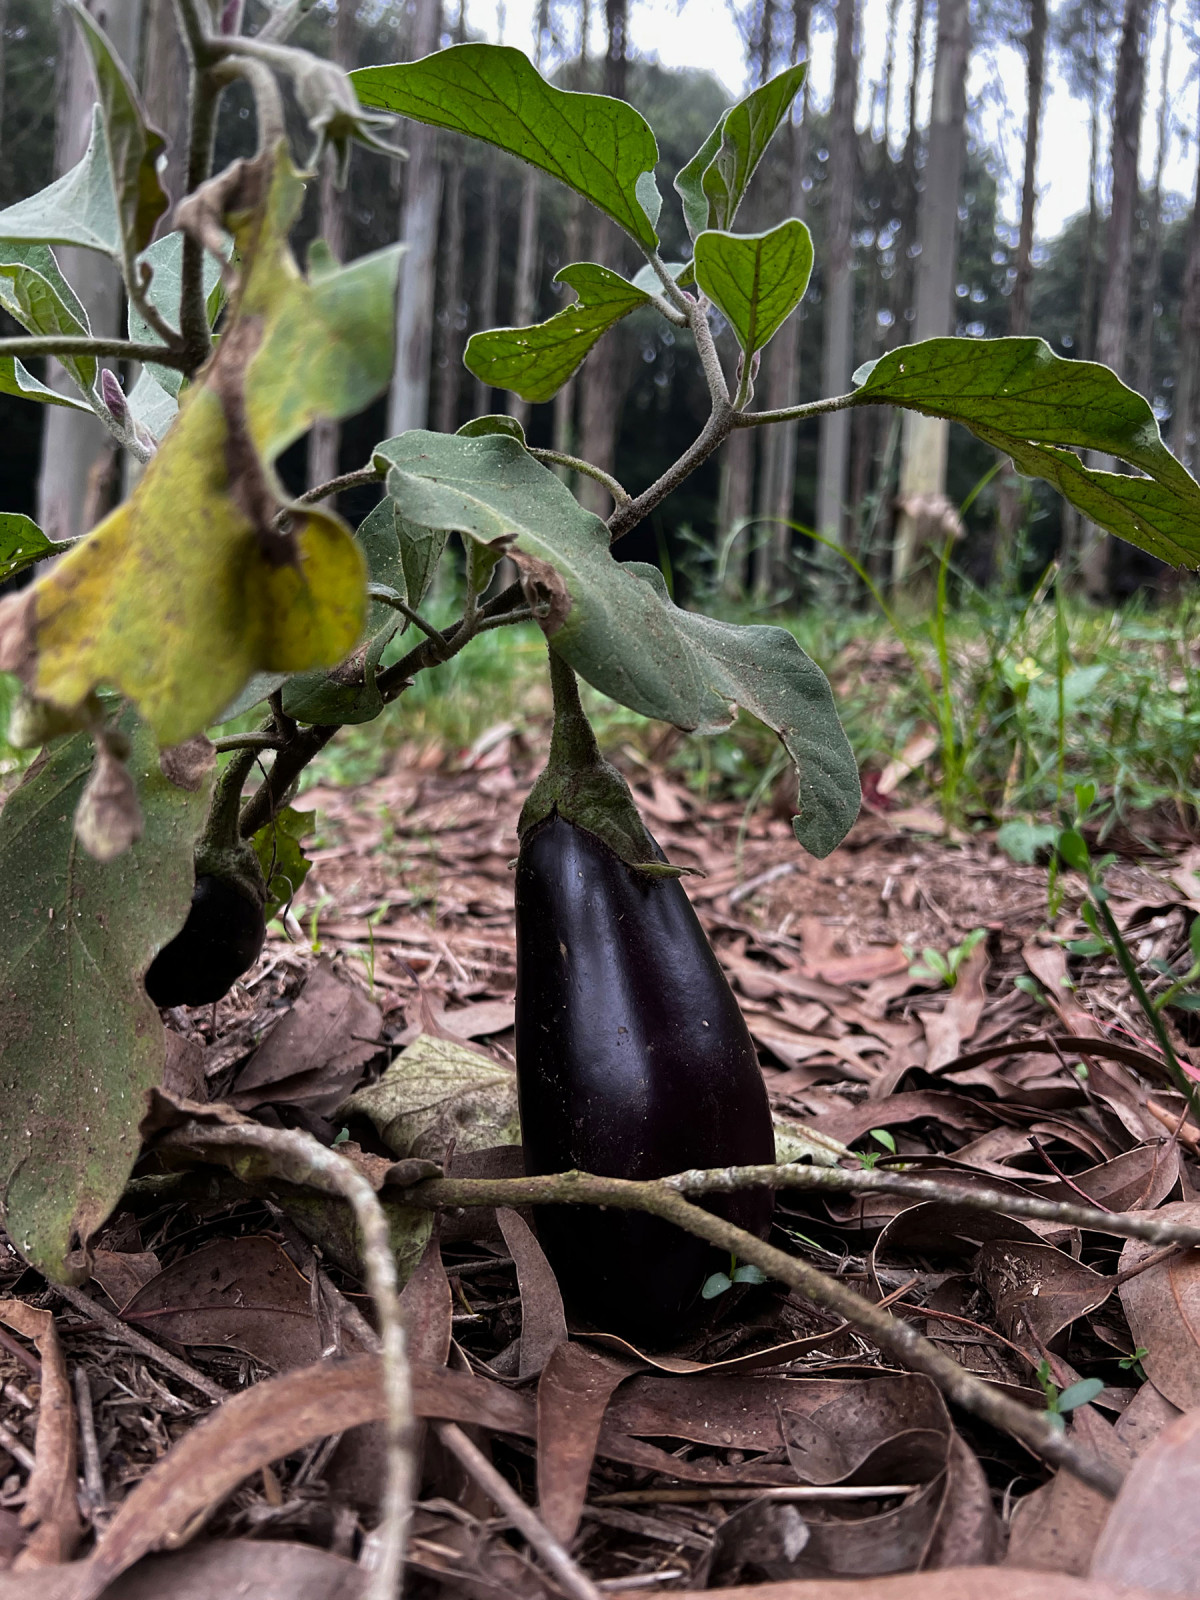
{"left": 690, "top": 294, "right": 730, "bottom": 407}
{"left": 291, "top": 464, "right": 384, "bottom": 507}
{"left": 733, "top": 390, "right": 859, "bottom": 428}
{"left": 399, "top": 1166, "right": 1128, "bottom": 1495}
{"left": 529, "top": 448, "right": 631, "bottom": 507}
{"left": 163, "top": 1122, "right": 414, "bottom": 1600}
{"left": 236, "top": 581, "right": 532, "bottom": 838}
{"left": 607, "top": 401, "right": 733, "bottom": 543}
{"left": 644, "top": 251, "right": 692, "bottom": 319}
{"left": 256, "top": 0, "right": 320, "bottom": 42}
{"left": 0, "top": 336, "right": 191, "bottom": 368}
{"left": 210, "top": 732, "right": 285, "bottom": 752}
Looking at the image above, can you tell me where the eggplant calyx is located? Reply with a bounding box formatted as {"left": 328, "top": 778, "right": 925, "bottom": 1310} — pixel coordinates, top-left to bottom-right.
{"left": 519, "top": 648, "right": 691, "bottom": 877}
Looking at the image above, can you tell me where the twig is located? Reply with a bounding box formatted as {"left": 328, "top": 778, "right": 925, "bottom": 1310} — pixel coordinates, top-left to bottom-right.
{"left": 435, "top": 1421, "right": 604, "bottom": 1600}
{"left": 210, "top": 733, "right": 285, "bottom": 753}
{"left": 73, "top": 1368, "right": 107, "bottom": 1517}
{"left": 411, "top": 1163, "right": 1200, "bottom": 1251}
{"left": 595, "top": 1484, "right": 919, "bottom": 1506}
{"left": 52, "top": 1283, "right": 231, "bottom": 1406}
{"left": 0, "top": 1419, "right": 36, "bottom": 1474}
{"left": 161, "top": 1122, "right": 414, "bottom": 1600}
{"left": 398, "top": 1166, "right": 1169, "bottom": 1495}
{"left": 528, "top": 448, "right": 632, "bottom": 507}
{"left": 0, "top": 1326, "right": 40, "bottom": 1379}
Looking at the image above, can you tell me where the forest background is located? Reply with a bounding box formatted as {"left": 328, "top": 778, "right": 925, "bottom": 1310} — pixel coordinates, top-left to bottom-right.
{"left": 5, "top": 0, "right": 1198, "bottom": 614}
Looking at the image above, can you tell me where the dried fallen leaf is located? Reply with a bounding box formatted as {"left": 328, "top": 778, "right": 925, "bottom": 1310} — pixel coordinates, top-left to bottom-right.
{"left": 232, "top": 958, "right": 382, "bottom": 1116}
{"left": 1118, "top": 1203, "right": 1200, "bottom": 1410}
{"left": 1091, "top": 1405, "right": 1200, "bottom": 1594}
{"left": 497, "top": 1208, "right": 566, "bottom": 1379}
{"left": 343, "top": 1032, "right": 520, "bottom": 1162}
{"left": 1006, "top": 1404, "right": 1132, "bottom": 1576}
{"left": 0, "top": 1302, "right": 80, "bottom": 1569}
{"left": 536, "top": 1341, "right": 632, "bottom": 1543}
{"left": 613, "top": 1570, "right": 1168, "bottom": 1600}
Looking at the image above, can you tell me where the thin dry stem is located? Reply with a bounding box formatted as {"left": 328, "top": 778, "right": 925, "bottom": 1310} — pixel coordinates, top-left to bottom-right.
{"left": 53, "top": 1282, "right": 231, "bottom": 1405}
{"left": 435, "top": 1421, "right": 604, "bottom": 1600}
{"left": 163, "top": 1122, "right": 414, "bottom": 1600}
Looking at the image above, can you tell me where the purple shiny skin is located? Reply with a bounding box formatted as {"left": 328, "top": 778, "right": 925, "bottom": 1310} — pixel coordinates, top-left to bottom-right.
{"left": 515, "top": 813, "right": 775, "bottom": 1345}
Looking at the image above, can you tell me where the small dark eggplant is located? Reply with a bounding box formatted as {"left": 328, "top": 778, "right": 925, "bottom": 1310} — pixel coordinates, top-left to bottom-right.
{"left": 144, "top": 874, "right": 266, "bottom": 1008}
{"left": 515, "top": 651, "right": 775, "bottom": 1347}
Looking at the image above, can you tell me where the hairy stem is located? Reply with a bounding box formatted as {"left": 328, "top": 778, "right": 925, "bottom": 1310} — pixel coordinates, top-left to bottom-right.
{"left": 0, "top": 336, "right": 191, "bottom": 368}
{"left": 292, "top": 464, "right": 384, "bottom": 507}
{"left": 607, "top": 401, "right": 733, "bottom": 543}
{"left": 529, "top": 448, "right": 631, "bottom": 507}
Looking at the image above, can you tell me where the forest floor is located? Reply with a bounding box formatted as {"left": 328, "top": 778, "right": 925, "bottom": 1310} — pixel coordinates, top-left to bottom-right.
{"left": 2, "top": 726, "right": 1200, "bottom": 1596}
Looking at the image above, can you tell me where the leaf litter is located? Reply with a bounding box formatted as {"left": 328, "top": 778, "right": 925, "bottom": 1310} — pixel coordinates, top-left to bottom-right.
{"left": 1, "top": 735, "right": 1200, "bottom": 1592}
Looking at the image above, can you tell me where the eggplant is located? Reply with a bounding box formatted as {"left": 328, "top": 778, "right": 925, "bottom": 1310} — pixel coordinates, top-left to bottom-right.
{"left": 145, "top": 747, "right": 268, "bottom": 1009}
{"left": 515, "top": 650, "right": 775, "bottom": 1346}
{"left": 144, "top": 874, "right": 266, "bottom": 1007}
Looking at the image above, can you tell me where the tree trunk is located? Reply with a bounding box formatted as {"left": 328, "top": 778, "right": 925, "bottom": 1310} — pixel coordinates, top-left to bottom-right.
{"left": 1079, "top": 0, "right": 1149, "bottom": 597}
{"left": 993, "top": 0, "right": 1047, "bottom": 571}
{"left": 387, "top": 0, "right": 444, "bottom": 439}
{"left": 1172, "top": 74, "right": 1200, "bottom": 471}
{"left": 577, "top": 0, "right": 629, "bottom": 517}
{"left": 892, "top": 0, "right": 970, "bottom": 590}
{"left": 472, "top": 147, "right": 500, "bottom": 418}
{"left": 434, "top": 148, "right": 466, "bottom": 435}
{"left": 308, "top": 0, "right": 357, "bottom": 491}
{"left": 507, "top": 167, "right": 541, "bottom": 434}
{"left": 1132, "top": 0, "right": 1171, "bottom": 403}
{"left": 719, "top": 428, "right": 756, "bottom": 596}
{"left": 37, "top": 0, "right": 144, "bottom": 544}
{"left": 552, "top": 3, "right": 589, "bottom": 470}
{"left": 814, "top": 0, "right": 859, "bottom": 549}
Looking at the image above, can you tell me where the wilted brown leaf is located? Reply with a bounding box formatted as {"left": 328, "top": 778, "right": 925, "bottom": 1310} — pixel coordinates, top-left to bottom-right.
{"left": 1091, "top": 1406, "right": 1200, "bottom": 1594}
{"left": 536, "top": 1341, "right": 632, "bottom": 1542}
{"left": 1118, "top": 1204, "right": 1200, "bottom": 1410}
{"left": 0, "top": 1302, "right": 80, "bottom": 1569}
{"left": 232, "top": 958, "right": 382, "bottom": 1115}
{"left": 497, "top": 1208, "right": 566, "bottom": 1378}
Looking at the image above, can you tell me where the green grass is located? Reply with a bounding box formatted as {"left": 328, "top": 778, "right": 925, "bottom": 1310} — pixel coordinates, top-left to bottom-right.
{"left": 3, "top": 585, "right": 1200, "bottom": 853}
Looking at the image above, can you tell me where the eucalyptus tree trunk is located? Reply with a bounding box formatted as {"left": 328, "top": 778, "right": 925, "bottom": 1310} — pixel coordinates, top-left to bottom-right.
{"left": 718, "top": 428, "right": 756, "bottom": 595}
{"left": 993, "top": 0, "right": 1047, "bottom": 570}
{"left": 388, "top": 0, "right": 444, "bottom": 438}
{"left": 754, "top": 0, "right": 813, "bottom": 600}
{"left": 472, "top": 148, "right": 500, "bottom": 418}
{"left": 308, "top": 0, "right": 356, "bottom": 491}
{"left": 37, "top": 0, "right": 145, "bottom": 544}
{"left": 1173, "top": 76, "right": 1200, "bottom": 472}
{"left": 577, "top": 0, "right": 629, "bottom": 516}
{"left": 140, "top": 0, "right": 188, "bottom": 210}
{"left": 892, "top": 0, "right": 970, "bottom": 590}
{"left": 1132, "top": 0, "right": 1172, "bottom": 404}
{"left": 1079, "top": 0, "right": 1150, "bottom": 597}
{"left": 814, "top": 0, "right": 859, "bottom": 551}
{"left": 434, "top": 146, "right": 467, "bottom": 435}
{"left": 507, "top": 0, "right": 551, "bottom": 434}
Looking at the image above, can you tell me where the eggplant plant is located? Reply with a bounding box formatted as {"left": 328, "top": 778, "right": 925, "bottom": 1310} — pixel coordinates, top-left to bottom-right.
{"left": 0, "top": 0, "right": 1198, "bottom": 1289}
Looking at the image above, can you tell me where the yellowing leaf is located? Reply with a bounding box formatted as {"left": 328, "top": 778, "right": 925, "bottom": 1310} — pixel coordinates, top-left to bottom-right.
{"left": 21, "top": 145, "right": 401, "bottom": 744}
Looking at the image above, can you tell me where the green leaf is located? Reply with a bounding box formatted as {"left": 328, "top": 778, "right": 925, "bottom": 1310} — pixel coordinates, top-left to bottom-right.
{"left": 128, "top": 230, "right": 226, "bottom": 400}
{"left": 623, "top": 562, "right": 859, "bottom": 857}
{"left": 252, "top": 805, "right": 314, "bottom": 920}
{"left": 125, "top": 366, "right": 178, "bottom": 442}
{"left": 464, "top": 263, "right": 649, "bottom": 404}
{"left": 0, "top": 105, "right": 120, "bottom": 258}
{"left": 352, "top": 44, "right": 660, "bottom": 249}
{"left": 995, "top": 818, "right": 1058, "bottom": 865}
{"left": 701, "top": 1271, "right": 732, "bottom": 1299}
{"left": 0, "top": 514, "right": 56, "bottom": 585}
{"left": 282, "top": 499, "right": 406, "bottom": 726}
{"left": 375, "top": 432, "right": 859, "bottom": 857}
{"left": 0, "top": 241, "right": 95, "bottom": 396}
{"left": 731, "top": 1263, "right": 768, "bottom": 1284}
{"left": 850, "top": 338, "right": 1200, "bottom": 567}
{"left": 869, "top": 1128, "right": 897, "bottom": 1154}
{"left": 1057, "top": 1378, "right": 1104, "bottom": 1414}
{"left": 457, "top": 413, "right": 526, "bottom": 443}
{"left": 1057, "top": 828, "right": 1091, "bottom": 873}
{"left": 67, "top": 0, "right": 168, "bottom": 260}
{"left": 0, "top": 719, "right": 212, "bottom": 1279}
{"left": 0, "top": 358, "right": 94, "bottom": 412}
{"left": 26, "top": 151, "right": 400, "bottom": 746}
{"left": 694, "top": 220, "right": 813, "bottom": 356}
{"left": 675, "top": 64, "right": 806, "bottom": 238}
